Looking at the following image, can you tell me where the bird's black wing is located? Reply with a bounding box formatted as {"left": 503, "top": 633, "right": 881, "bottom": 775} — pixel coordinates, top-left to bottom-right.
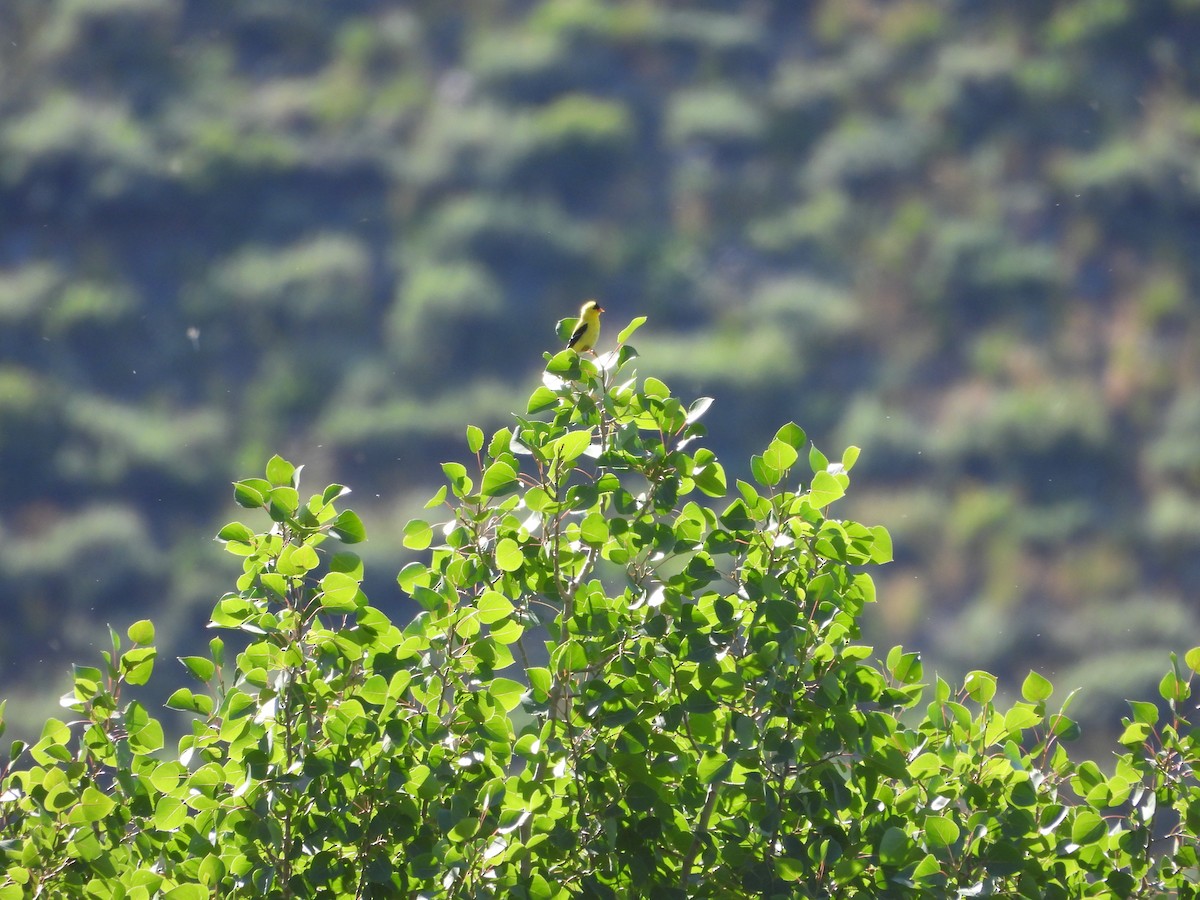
{"left": 567, "top": 320, "right": 587, "bottom": 348}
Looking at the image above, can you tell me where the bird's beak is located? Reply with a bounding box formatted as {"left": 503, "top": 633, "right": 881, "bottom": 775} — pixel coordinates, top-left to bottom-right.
{"left": 596, "top": 305, "right": 605, "bottom": 313}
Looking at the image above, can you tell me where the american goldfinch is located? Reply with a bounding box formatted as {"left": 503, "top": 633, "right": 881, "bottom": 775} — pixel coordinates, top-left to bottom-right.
{"left": 567, "top": 300, "right": 604, "bottom": 354}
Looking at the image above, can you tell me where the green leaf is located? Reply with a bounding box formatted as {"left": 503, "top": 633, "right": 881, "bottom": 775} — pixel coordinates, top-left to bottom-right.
{"left": 686, "top": 396, "right": 715, "bottom": 425}
{"left": 121, "top": 647, "right": 156, "bottom": 685}
{"left": 750, "top": 454, "right": 779, "bottom": 487}
{"left": 549, "top": 429, "right": 594, "bottom": 466}
{"left": 78, "top": 786, "right": 117, "bottom": 823}
{"left": 545, "top": 349, "right": 582, "bottom": 378}
{"left": 912, "top": 854, "right": 942, "bottom": 884}
{"left": 1004, "top": 704, "right": 1042, "bottom": 732}
{"left": 527, "top": 668, "right": 552, "bottom": 701}
{"left": 424, "top": 484, "right": 448, "bottom": 509}
{"left": 528, "top": 874, "right": 553, "bottom": 900}
{"left": 774, "top": 857, "right": 806, "bottom": 882}
{"left": 1185, "top": 646, "right": 1200, "bottom": 672}
{"left": 360, "top": 674, "right": 389, "bottom": 706}
{"left": 580, "top": 512, "right": 609, "bottom": 546}
{"left": 450, "top": 817, "right": 479, "bottom": 842}
{"left": 878, "top": 826, "right": 912, "bottom": 866}
{"left": 698, "top": 751, "right": 729, "bottom": 783}
{"left": 127, "top": 715, "right": 164, "bottom": 754}
{"left": 481, "top": 460, "right": 519, "bottom": 498}
{"left": 320, "top": 571, "right": 361, "bottom": 611}
{"left": 490, "top": 678, "right": 525, "bottom": 712}
{"left": 617, "top": 316, "right": 647, "bottom": 344}
{"left": 403, "top": 519, "right": 433, "bottom": 550}
{"left": 179, "top": 656, "right": 215, "bottom": 682}
{"left": 1050, "top": 710, "right": 1081, "bottom": 741}
{"left": 232, "top": 480, "right": 267, "bottom": 509}
{"left": 331, "top": 509, "right": 366, "bottom": 543}
{"left": 441, "top": 462, "right": 473, "bottom": 498}
{"left": 763, "top": 437, "right": 799, "bottom": 475}
{"left": 694, "top": 458, "right": 727, "bottom": 497}
{"left": 166, "top": 688, "right": 212, "bottom": 715}
{"left": 267, "top": 486, "right": 300, "bottom": 521}
{"left": 1127, "top": 699, "right": 1159, "bottom": 725}
{"left": 397, "top": 562, "right": 429, "bottom": 594}
{"left": 412, "top": 586, "right": 447, "bottom": 612}
{"left": 216, "top": 521, "right": 255, "bottom": 544}
{"left": 889, "top": 649, "right": 923, "bottom": 684}
{"left": 1159, "top": 669, "right": 1189, "bottom": 702}
{"left": 808, "top": 444, "right": 829, "bottom": 473}
{"left": 330, "top": 551, "right": 364, "bottom": 578}
{"left": 1118, "top": 721, "right": 1151, "bottom": 747}
{"left": 265, "top": 454, "right": 296, "bottom": 487}
{"left": 1071, "top": 809, "right": 1106, "bottom": 844}
{"left": 321, "top": 482, "right": 350, "bottom": 504}
{"left": 127, "top": 619, "right": 155, "bottom": 645}
{"left": 210, "top": 594, "right": 255, "bottom": 627}
{"left": 494, "top": 537, "right": 524, "bottom": 572}
{"left": 841, "top": 445, "right": 861, "bottom": 471}
{"left": 963, "top": 670, "right": 997, "bottom": 704}
{"left": 1021, "top": 670, "right": 1053, "bottom": 702}
{"left": 466, "top": 424, "right": 484, "bottom": 454}
{"left": 775, "top": 422, "right": 806, "bottom": 450}
{"left": 478, "top": 591, "right": 515, "bottom": 624}
{"left": 489, "top": 428, "right": 512, "bottom": 459}
{"left": 644, "top": 376, "right": 669, "bottom": 398}
{"left": 278, "top": 542, "right": 319, "bottom": 574}
{"left": 868, "top": 525, "right": 893, "bottom": 563}
{"left": 923, "top": 815, "right": 960, "bottom": 848}
{"left": 527, "top": 386, "right": 560, "bottom": 414}
{"left": 808, "top": 470, "right": 845, "bottom": 506}
{"left": 164, "top": 885, "right": 209, "bottom": 900}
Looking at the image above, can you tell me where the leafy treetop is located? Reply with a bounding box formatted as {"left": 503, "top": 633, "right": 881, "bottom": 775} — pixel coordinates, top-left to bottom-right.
{"left": 1, "top": 320, "right": 1199, "bottom": 897}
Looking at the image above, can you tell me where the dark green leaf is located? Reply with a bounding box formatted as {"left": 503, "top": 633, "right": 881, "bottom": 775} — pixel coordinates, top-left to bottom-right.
{"left": 878, "top": 826, "right": 912, "bottom": 866}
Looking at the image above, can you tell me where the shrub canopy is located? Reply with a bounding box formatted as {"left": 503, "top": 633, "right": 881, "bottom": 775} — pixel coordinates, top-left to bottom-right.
{"left": 2, "top": 327, "right": 1198, "bottom": 897}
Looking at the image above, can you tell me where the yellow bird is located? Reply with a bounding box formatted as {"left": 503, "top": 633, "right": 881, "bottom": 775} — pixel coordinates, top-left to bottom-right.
{"left": 567, "top": 300, "right": 604, "bottom": 354}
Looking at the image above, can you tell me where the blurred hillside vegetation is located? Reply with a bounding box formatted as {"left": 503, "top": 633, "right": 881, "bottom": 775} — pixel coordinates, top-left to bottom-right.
{"left": 2, "top": 0, "right": 1200, "bottom": 751}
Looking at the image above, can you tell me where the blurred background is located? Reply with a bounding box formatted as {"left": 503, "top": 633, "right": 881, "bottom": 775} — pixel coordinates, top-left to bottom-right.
{"left": 1, "top": 0, "right": 1198, "bottom": 756}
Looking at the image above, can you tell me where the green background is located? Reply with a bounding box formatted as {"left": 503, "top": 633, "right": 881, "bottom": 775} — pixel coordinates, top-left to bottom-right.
{"left": 2, "top": 0, "right": 1198, "bottom": 754}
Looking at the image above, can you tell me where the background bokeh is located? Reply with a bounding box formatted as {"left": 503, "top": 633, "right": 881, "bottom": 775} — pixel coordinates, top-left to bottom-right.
{"left": 2, "top": 0, "right": 1199, "bottom": 756}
